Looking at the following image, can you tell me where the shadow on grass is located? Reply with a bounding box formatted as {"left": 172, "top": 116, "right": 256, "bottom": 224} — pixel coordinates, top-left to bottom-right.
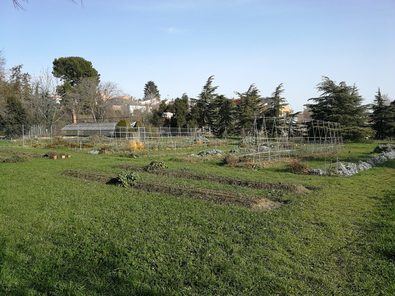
{"left": 366, "top": 190, "right": 395, "bottom": 263}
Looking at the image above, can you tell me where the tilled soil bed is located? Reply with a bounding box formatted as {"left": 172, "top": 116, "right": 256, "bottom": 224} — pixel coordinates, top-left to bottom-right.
{"left": 62, "top": 169, "right": 281, "bottom": 210}
{"left": 117, "top": 164, "right": 311, "bottom": 194}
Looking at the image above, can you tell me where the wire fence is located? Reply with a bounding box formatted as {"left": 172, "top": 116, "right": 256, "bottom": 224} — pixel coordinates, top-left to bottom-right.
{"left": 16, "top": 119, "right": 343, "bottom": 161}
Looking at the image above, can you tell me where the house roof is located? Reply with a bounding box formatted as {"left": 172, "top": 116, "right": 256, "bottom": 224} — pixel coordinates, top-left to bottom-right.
{"left": 61, "top": 122, "right": 117, "bottom": 131}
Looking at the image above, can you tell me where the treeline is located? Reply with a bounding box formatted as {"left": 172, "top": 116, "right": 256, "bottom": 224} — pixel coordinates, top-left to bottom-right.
{"left": 1, "top": 54, "right": 394, "bottom": 140}
{"left": 149, "top": 76, "right": 289, "bottom": 138}
{"left": 0, "top": 55, "right": 120, "bottom": 137}
{"left": 150, "top": 75, "right": 395, "bottom": 140}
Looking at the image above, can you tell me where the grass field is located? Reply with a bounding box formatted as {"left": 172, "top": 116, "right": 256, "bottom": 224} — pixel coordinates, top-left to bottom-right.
{"left": 0, "top": 142, "right": 394, "bottom": 295}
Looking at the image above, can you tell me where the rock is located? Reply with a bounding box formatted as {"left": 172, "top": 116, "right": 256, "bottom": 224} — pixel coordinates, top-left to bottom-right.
{"left": 89, "top": 150, "right": 100, "bottom": 155}
{"left": 310, "top": 146, "right": 395, "bottom": 177}
{"left": 373, "top": 144, "right": 394, "bottom": 153}
{"left": 309, "top": 168, "right": 326, "bottom": 176}
{"left": 197, "top": 149, "right": 224, "bottom": 156}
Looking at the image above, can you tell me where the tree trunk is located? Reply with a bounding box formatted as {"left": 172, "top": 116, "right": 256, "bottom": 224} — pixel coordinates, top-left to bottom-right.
{"left": 72, "top": 109, "right": 77, "bottom": 124}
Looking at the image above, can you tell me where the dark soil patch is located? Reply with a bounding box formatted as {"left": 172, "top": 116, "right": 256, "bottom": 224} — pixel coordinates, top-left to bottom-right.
{"left": 63, "top": 170, "right": 113, "bottom": 183}
{"left": 118, "top": 164, "right": 310, "bottom": 194}
{"left": 62, "top": 169, "right": 281, "bottom": 210}
{"left": 0, "top": 151, "right": 41, "bottom": 163}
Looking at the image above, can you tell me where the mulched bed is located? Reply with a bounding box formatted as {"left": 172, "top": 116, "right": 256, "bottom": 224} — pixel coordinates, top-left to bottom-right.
{"left": 62, "top": 169, "right": 281, "bottom": 210}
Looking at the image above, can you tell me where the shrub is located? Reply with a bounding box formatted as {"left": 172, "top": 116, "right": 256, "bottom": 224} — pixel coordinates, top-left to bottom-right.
{"left": 287, "top": 160, "right": 310, "bottom": 174}
{"left": 144, "top": 161, "right": 167, "bottom": 172}
{"left": 222, "top": 155, "right": 240, "bottom": 166}
{"left": 116, "top": 171, "right": 140, "bottom": 187}
{"left": 115, "top": 120, "right": 131, "bottom": 138}
{"left": 341, "top": 126, "right": 374, "bottom": 141}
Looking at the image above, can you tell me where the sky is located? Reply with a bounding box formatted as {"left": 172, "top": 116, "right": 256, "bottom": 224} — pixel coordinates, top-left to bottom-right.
{"left": 1, "top": 0, "right": 395, "bottom": 111}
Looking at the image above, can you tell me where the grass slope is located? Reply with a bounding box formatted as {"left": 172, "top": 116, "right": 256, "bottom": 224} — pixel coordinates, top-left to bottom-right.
{"left": 0, "top": 142, "right": 394, "bottom": 295}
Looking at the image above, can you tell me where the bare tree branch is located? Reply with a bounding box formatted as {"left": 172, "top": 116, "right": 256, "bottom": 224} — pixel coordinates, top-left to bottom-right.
{"left": 12, "top": 0, "right": 83, "bottom": 9}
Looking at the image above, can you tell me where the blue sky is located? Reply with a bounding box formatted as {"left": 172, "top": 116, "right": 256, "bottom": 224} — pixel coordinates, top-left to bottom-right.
{"left": 1, "top": 0, "right": 394, "bottom": 110}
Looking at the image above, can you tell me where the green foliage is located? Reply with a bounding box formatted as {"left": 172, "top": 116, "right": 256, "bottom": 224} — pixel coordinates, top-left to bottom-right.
{"left": 0, "top": 96, "right": 28, "bottom": 137}
{"left": 341, "top": 126, "right": 374, "bottom": 141}
{"left": 144, "top": 161, "right": 167, "bottom": 172}
{"left": 209, "top": 95, "right": 236, "bottom": 137}
{"left": 236, "top": 84, "right": 263, "bottom": 134}
{"left": 116, "top": 170, "right": 140, "bottom": 187}
{"left": 265, "top": 83, "right": 287, "bottom": 118}
{"left": 115, "top": 120, "right": 131, "bottom": 138}
{"left": 171, "top": 94, "right": 189, "bottom": 128}
{"left": 52, "top": 56, "right": 99, "bottom": 87}
{"left": 371, "top": 89, "right": 395, "bottom": 139}
{"left": 307, "top": 77, "right": 369, "bottom": 140}
{"left": 150, "top": 101, "right": 168, "bottom": 126}
{"left": 52, "top": 57, "right": 100, "bottom": 123}
{"left": 196, "top": 75, "right": 218, "bottom": 127}
{"left": 143, "top": 81, "right": 160, "bottom": 100}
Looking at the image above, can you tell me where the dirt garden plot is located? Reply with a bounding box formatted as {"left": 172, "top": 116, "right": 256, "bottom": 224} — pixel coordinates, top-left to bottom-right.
{"left": 117, "top": 163, "right": 311, "bottom": 194}
{"left": 0, "top": 150, "right": 42, "bottom": 163}
{"left": 62, "top": 169, "right": 282, "bottom": 210}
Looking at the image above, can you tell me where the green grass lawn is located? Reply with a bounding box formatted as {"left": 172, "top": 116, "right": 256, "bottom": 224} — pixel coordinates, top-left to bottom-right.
{"left": 0, "top": 142, "right": 394, "bottom": 295}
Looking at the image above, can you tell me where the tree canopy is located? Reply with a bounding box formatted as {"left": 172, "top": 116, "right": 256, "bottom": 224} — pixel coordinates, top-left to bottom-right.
{"left": 306, "top": 77, "right": 370, "bottom": 140}
{"left": 143, "top": 81, "right": 160, "bottom": 100}
{"left": 371, "top": 89, "right": 394, "bottom": 139}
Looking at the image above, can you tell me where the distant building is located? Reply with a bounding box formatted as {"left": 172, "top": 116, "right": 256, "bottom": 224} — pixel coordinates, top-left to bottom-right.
{"left": 61, "top": 122, "right": 118, "bottom": 137}
{"left": 128, "top": 97, "right": 161, "bottom": 114}
{"left": 106, "top": 96, "right": 132, "bottom": 114}
{"left": 162, "top": 112, "right": 174, "bottom": 120}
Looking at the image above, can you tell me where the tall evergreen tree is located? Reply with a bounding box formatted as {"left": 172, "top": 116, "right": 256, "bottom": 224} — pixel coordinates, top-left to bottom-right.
{"left": 371, "top": 88, "right": 393, "bottom": 139}
{"left": 171, "top": 94, "right": 189, "bottom": 128}
{"left": 195, "top": 75, "right": 218, "bottom": 127}
{"left": 0, "top": 96, "right": 28, "bottom": 137}
{"left": 143, "top": 81, "right": 160, "bottom": 100}
{"left": 265, "top": 83, "right": 287, "bottom": 118}
{"left": 209, "top": 95, "right": 236, "bottom": 137}
{"left": 236, "top": 84, "right": 263, "bottom": 134}
{"left": 306, "top": 77, "right": 370, "bottom": 140}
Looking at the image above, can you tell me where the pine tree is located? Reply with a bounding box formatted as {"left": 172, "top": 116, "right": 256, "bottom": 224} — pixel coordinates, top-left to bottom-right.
{"left": 306, "top": 77, "right": 370, "bottom": 140}
{"left": 265, "top": 83, "right": 287, "bottom": 118}
{"left": 171, "top": 94, "right": 189, "bottom": 128}
{"left": 209, "top": 95, "right": 236, "bottom": 137}
{"left": 236, "top": 84, "right": 263, "bottom": 134}
{"left": 143, "top": 81, "right": 160, "bottom": 100}
{"left": 371, "top": 89, "right": 393, "bottom": 139}
{"left": 1, "top": 96, "right": 28, "bottom": 137}
{"left": 196, "top": 75, "right": 218, "bottom": 127}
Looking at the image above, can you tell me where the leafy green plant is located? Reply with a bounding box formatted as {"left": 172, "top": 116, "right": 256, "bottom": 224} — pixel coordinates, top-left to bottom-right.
{"left": 116, "top": 170, "right": 140, "bottom": 187}
{"left": 144, "top": 161, "right": 167, "bottom": 172}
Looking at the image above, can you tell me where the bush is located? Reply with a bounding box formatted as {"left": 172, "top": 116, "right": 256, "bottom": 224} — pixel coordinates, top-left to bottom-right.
{"left": 222, "top": 155, "right": 240, "bottom": 166}
{"left": 287, "top": 160, "right": 310, "bottom": 174}
{"left": 116, "top": 171, "right": 140, "bottom": 187}
{"left": 341, "top": 126, "right": 374, "bottom": 141}
{"left": 144, "top": 161, "right": 167, "bottom": 172}
{"left": 115, "top": 120, "right": 131, "bottom": 138}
